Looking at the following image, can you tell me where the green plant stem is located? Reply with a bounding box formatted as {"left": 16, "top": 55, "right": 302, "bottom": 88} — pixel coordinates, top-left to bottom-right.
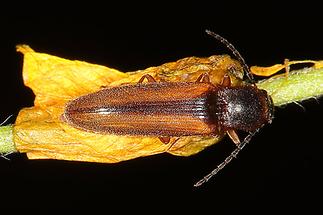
{"left": 0, "top": 125, "right": 16, "bottom": 154}
{"left": 0, "top": 67, "right": 323, "bottom": 155}
{"left": 256, "top": 67, "right": 323, "bottom": 106}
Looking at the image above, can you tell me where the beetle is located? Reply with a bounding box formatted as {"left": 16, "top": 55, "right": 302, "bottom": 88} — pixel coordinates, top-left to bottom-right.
{"left": 61, "top": 30, "right": 274, "bottom": 186}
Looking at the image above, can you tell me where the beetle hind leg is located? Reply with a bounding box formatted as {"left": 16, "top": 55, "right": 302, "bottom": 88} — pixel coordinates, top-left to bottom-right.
{"left": 157, "top": 137, "right": 180, "bottom": 152}
{"left": 164, "top": 138, "right": 180, "bottom": 152}
{"left": 158, "top": 137, "right": 171, "bottom": 144}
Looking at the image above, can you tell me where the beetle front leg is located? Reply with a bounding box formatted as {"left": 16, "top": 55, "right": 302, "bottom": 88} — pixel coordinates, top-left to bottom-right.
{"left": 226, "top": 129, "right": 240, "bottom": 146}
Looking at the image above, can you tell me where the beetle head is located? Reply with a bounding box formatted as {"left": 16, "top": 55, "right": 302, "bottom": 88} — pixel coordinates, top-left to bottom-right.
{"left": 217, "top": 85, "right": 274, "bottom": 132}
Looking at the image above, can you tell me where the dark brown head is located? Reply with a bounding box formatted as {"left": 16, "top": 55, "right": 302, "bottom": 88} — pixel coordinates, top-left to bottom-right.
{"left": 215, "top": 85, "right": 274, "bottom": 132}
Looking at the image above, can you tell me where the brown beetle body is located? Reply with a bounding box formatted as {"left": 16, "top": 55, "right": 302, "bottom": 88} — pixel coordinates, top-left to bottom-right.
{"left": 62, "top": 80, "right": 273, "bottom": 140}
{"left": 61, "top": 30, "right": 276, "bottom": 187}
{"left": 63, "top": 82, "right": 218, "bottom": 136}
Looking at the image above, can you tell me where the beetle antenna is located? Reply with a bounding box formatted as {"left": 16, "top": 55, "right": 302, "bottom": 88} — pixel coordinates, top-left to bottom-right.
{"left": 205, "top": 30, "right": 254, "bottom": 82}
{"left": 0, "top": 114, "right": 14, "bottom": 126}
{"left": 194, "top": 128, "right": 260, "bottom": 187}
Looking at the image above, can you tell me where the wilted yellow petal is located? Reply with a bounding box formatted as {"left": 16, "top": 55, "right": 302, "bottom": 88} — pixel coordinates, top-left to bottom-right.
{"left": 16, "top": 45, "right": 128, "bottom": 107}
{"left": 14, "top": 45, "right": 243, "bottom": 163}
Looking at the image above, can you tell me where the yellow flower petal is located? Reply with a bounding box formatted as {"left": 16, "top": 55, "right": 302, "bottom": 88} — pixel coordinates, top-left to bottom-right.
{"left": 16, "top": 45, "right": 128, "bottom": 108}
{"left": 14, "top": 45, "right": 243, "bottom": 163}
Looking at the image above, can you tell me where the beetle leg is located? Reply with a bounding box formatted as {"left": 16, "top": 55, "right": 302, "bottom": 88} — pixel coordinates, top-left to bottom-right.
{"left": 250, "top": 59, "right": 323, "bottom": 77}
{"left": 159, "top": 137, "right": 180, "bottom": 151}
{"left": 226, "top": 129, "right": 240, "bottom": 145}
{"left": 138, "top": 74, "right": 156, "bottom": 83}
{"left": 196, "top": 73, "right": 210, "bottom": 83}
{"left": 158, "top": 137, "right": 171, "bottom": 144}
{"left": 221, "top": 74, "right": 231, "bottom": 87}
{"left": 165, "top": 138, "right": 180, "bottom": 151}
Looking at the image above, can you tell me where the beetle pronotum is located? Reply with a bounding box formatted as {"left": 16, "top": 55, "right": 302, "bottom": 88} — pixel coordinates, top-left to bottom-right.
{"left": 61, "top": 30, "right": 274, "bottom": 186}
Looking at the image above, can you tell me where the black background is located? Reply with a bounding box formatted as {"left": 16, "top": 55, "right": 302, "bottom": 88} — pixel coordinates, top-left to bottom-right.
{"left": 1, "top": 2, "right": 322, "bottom": 213}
